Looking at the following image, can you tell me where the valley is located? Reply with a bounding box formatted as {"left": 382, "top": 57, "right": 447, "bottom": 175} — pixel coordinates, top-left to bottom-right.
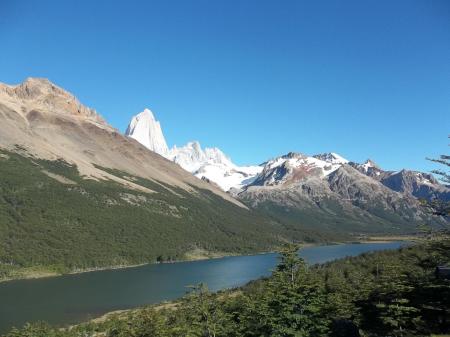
{"left": 0, "top": 241, "right": 409, "bottom": 334}
{"left": 2, "top": 2, "right": 449, "bottom": 335}
{"left": 0, "top": 78, "right": 447, "bottom": 284}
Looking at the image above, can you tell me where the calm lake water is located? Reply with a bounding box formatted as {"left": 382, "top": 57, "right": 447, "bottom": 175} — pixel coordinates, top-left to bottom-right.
{"left": 0, "top": 241, "right": 407, "bottom": 334}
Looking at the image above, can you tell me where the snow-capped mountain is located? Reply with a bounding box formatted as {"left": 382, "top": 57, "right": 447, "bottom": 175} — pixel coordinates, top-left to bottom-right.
{"left": 239, "top": 151, "right": 447, "bottom": 234}
{"left": 125, "top": 109, "right": 262, "bottom": 191}
{"left": 253, "top": 152, "right": 347, "bottom": 187}
{"left": 125, "top": 109, "right": 169, "bottom": 157}
{"left": 170, "top": 141, "right": 232, "bottom": 172}
{"left": 170, "top": 141, "right": 262, "bottom": 191}
{"left": 125, "top": 108, "right": 450, "bottom": 208}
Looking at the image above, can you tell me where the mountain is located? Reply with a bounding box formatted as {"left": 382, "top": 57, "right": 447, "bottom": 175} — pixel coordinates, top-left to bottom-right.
{"left": 0, "top": 78, "right": 320, "bottom": 281}
{"left": 125, "top": 109, "right": 169, "bottom": 157}
{"left": 238, "top": 152, "right": 445, "bottom": 234}
{"left": 350, "top": 161, "right": 450, "bottom": 202}
{"left": 0, "top": 78, "right": 217, "bottom": 194}
{"left": 170, "top": 141, "right": 262, "bottom": 191}
{"left": 125, "top": 110, "right": 262, "bottom": 191}
{"left": 252, "top": 152, "right": 344, "bottom": 187}
{"left": 380, "top": 170, "right": 450, "bottom": 201}
{"left": 124, "top": 107, "right": 447, "bottom": 234}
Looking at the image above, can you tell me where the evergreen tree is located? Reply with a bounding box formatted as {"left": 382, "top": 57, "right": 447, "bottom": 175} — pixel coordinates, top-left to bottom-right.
{"left": 241, "top": 244, "right": 330, "bottom": 337}
{"left": 426, "top": 136, "right": 450, "bottom": 218}
{"left": 176, "top": 283, "right": 232, "bottom": 337}
{"left": 359, "top": 264, "right": 423, "bottom": 336}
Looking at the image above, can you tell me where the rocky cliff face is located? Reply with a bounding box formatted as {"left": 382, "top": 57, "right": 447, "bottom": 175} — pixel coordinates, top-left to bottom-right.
{"left": 125, "top": 108, "right": 169, "bottom": 157}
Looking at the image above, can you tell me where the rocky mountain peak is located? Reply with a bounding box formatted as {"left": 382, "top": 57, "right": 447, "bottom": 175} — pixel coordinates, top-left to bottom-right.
{"left": 141, "top": 108, "right": 156, "bottom": 119}
{"left": 362, "top": 159, "right": 380, "bottom": 170}
{"left": 125, "top": 108, "right": 170, "bottom": 157}
{"left": 313, "top": 152, "right": 349, "bottom": 164}
{"left": 125, "top": 110, "right": 262, "bottom": 191}
{"left": 0, "top": 77, "right": 108, "bottom": 126}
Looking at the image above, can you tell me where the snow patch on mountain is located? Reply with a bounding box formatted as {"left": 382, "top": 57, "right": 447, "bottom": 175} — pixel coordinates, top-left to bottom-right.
{"left": 193, "top": 159, "right": 262, "bottom": 191}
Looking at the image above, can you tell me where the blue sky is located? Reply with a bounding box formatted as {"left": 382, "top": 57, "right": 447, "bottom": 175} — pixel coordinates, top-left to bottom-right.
{"left": 1, "top": 0, "right": 449, "bottom": 171}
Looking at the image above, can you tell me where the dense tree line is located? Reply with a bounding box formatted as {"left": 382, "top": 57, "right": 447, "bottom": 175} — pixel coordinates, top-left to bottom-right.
{"left": 0, "top": 149, "right": 335, "bottom": 281}
{"left": 4, "top": 239, "right": 450, "bottom": 337}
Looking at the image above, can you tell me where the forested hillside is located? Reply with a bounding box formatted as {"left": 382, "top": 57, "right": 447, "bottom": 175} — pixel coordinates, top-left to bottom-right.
{"left": 0, "top": 149, "right": 340, "bottom": 281}
{"left": 5, "top": 239, "right": 450, "bottom": 336}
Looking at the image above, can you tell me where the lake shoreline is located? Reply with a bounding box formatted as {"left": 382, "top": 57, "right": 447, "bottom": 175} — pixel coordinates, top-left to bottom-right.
{"left": 0, "top": 241, "right": 411, "bottom": 335}
{"left": 0, "top": 236, "right": 416, "bottom": 284}
{"left": 70, "top": 238, "right": 415, "bottom": 330}
{"left": 0, "top": 245, "right": 303, "bottom": 284}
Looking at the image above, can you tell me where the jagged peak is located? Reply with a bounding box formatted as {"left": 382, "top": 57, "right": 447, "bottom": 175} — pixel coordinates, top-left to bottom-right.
{"left": 361, "top": 159, "right": 380, "bottom": 170}
{"left": 136, "top": 108, "right": 156, "bottom": 120}
{"left": 125, "top": 108, "right": 169, "bottom": 156}
{"left": 284, "top": 151, "right": 304, "bottom": 159}
{"left": 314, "top": 152, "right": 349, "bottom": 164}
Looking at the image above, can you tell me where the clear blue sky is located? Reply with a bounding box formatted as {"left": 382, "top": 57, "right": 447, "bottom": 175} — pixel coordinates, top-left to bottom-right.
{"left": 1, "top": 0, "right": 449, "bottom": 171}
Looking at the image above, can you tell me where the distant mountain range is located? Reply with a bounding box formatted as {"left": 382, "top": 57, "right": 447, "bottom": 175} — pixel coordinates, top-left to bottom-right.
{"left": 125, "top": 108, "right": 449, "bottom": 202}
{"left": 125, "top": 108, "right": 449, "bottom": 234}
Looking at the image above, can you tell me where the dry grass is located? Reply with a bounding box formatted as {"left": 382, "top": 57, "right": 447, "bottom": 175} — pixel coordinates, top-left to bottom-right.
{"left": 183, "top": 248, "right": 234, "bottom": 261}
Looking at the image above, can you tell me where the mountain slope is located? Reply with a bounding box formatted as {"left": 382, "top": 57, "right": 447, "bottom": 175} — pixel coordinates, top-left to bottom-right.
{"left": 350, "top": 161, "right": 450, "bottom": 201}
{"left": 0, "top": 78, "right": 240, "bottom": 205}
{"left": 0, "top": 78, "right": 328, "bottom": 280}
{"left": 0, "top": 149, "right": 286, "bottom": 275}
{"left": 238, "top": 152, "right": 444, "bottom": 234}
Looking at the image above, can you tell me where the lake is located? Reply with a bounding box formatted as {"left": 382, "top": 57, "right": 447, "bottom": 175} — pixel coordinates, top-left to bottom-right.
{"left": 0, "top": 241, "right": 407, "bottom": 334}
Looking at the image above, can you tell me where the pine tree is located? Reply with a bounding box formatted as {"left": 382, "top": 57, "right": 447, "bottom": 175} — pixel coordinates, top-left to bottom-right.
{"left": 241, "top": 244, "right": 330, "bottom": 337}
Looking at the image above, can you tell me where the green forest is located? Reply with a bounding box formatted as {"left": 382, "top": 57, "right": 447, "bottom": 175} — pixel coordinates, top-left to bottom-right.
{"left": 4, "top": 239, "right": 449, "bottom": 337}
{"left": 0, "top": 149, "right": 341, "bottom": 281}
